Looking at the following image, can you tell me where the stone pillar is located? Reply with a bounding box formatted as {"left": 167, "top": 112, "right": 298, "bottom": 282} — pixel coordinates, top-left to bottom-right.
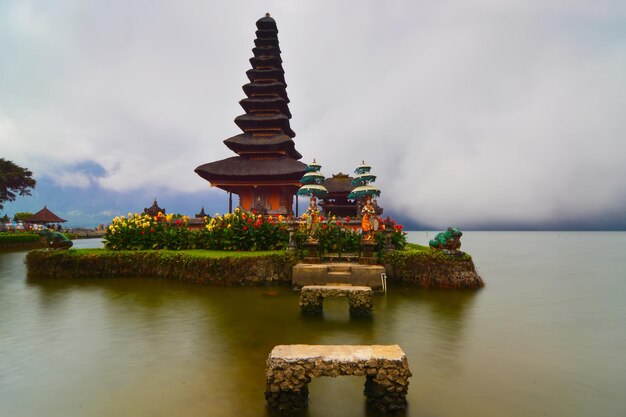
{"left": 383, "top": 230, "right": 395, "bottom": 253}
{"left": 287, "top": 228, "right": 297, "bottom": 254}
{"left": 348, "top": 291, "right": 374, "bottom": 318}
{"left": 265, "top": 368, "right": 310, "bottom": 412}
{"left": 303, "top": 240, "right": 320, "bottom": 264}
{"left": 363, "top": 365, "right": 411, "bottom": 412}
{"left": 360, "top": 241, "right": 377, "bottom": 265}
{"left": 299, "top": 290, "right": 324, "bottom": 314}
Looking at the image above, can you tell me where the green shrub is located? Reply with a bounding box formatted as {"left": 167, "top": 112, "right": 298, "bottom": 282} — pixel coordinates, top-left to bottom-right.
{"left": 0, "top": 232, "right": 42, "bottom": 249}
{"left": 103, "top": 209, "right": 407, "bottom": 256}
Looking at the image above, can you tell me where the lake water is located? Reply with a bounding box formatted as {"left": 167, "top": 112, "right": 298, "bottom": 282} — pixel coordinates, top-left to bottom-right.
{"left": 1, "top": 232, "right": 625, "bottom": 417}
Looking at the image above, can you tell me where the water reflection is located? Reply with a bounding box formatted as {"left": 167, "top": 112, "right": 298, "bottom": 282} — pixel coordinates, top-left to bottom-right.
{"left": 4, "top": 233, "right": 626, "bottom": 417}
{"left": 21, "top": 272, "right": 480, "bottom": 417}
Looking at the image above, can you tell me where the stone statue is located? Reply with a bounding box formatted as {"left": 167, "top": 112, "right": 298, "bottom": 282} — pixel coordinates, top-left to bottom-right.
{"left": 305, "top": 196, "right": 320, "bottom": 234}
{"left": 360, "top": 195, "right": 376, "bottom": 241}
{"left": 429, "top": 227, "right": 463, "bottom": 251}
{"left": 39, "top": 229, "right": 73, "bottom": 250}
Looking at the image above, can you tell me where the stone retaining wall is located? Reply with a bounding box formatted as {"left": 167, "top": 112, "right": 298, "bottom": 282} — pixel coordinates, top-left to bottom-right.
{"left": 265, "top": 345, "right": 411, "bottom": 413}
{"left": 26, "top": 248, "right": 484, "bottom": 288}
{"left": 25, "top": 250, "right": 295, "bottom": 286}
{"left": 384, "top": 250, "right": 484, "bottom": 288}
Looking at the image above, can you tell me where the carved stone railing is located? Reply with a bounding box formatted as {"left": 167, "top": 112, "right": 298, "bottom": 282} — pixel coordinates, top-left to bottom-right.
{"left": 265, "top": 344, "right": 411, "bottom": 413}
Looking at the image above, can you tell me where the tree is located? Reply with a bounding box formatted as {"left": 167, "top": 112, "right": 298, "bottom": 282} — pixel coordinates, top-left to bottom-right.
{"left": 0, "top": 159, "right": 36, "bottom": 211}
{"left": 14, "top": 212, "right": 34, "bottom": 222}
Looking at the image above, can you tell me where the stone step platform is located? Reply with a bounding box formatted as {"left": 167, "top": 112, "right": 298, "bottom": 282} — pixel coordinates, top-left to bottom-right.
{"left": 292, "top": 262, "right": 386, "bottom": 290}
{"left": 265, "top": 344, "right": 411, "bottom": 413}
{"left": 299, "top": 285, "right": 373, "bottom": 317}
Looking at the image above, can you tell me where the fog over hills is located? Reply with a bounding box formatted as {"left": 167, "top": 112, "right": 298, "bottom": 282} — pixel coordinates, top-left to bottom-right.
{"left": 2, "top": 1, "right": 625, "bottom": 230}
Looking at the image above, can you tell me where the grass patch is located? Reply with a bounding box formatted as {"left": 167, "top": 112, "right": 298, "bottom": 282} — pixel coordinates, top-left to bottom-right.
{"left": 405, "top": 242, "right": 431, "bottom": 252}
{"left": 66, "top": 248, "right": 281, "bottom": 258}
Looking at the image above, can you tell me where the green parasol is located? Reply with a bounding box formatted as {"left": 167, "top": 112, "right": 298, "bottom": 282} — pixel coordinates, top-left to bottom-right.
{"left": 297, "top": 184, "right": 328, "bottom": 198}
{"left": 301, "top": 172, "right": 325, "bottom": 185}
{"left": 305, "top": 159, "right": 321, "bottom": 172}
{"left": 352, "top": 173, "right": 377, "bottom": 186}
{"left": 347, "top": 185, "right": 380, "bottom": 200}
{"left": 354, "top": 161, "right": 371, "bottom": 175}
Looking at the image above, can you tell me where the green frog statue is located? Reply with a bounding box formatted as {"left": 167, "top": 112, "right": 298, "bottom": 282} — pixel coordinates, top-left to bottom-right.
{"left": 429, "top": 227, "right": 462, "bottom": 251}
{"left": 39, "top": 229, "right": 73, "bottom": 250}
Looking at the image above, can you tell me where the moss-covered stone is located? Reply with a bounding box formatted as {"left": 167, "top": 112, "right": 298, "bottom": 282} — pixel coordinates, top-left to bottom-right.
{"left": 26, "top": 249, "right": 298, "bottom": 285}
{"left": 383, "top": 248, "right": 484, "bottom": 289}
{"left": 25, "top": 247, "right": 484, "bottom": 289}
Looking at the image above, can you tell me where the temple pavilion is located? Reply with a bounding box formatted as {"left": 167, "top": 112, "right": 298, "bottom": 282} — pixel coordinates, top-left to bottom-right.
{"left": 195, "top": 13, "right": 307, "bottom": 215}
{"left": 319, "top": 173, "right": 358, "bottom": 217}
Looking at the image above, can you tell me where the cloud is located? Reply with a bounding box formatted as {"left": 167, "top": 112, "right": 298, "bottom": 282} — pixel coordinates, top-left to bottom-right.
{"left": 1, "top": 0, "right": 625, "bottom": 228}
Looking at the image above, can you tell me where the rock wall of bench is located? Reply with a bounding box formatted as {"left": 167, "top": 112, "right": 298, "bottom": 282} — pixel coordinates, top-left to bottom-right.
{"left": 265, "top": 349, "right": 411, "bottom": 412}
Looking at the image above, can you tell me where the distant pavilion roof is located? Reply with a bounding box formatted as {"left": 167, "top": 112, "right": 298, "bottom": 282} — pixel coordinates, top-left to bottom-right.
{"left": 323, "top": 173, "right": 355, "bottom": 193}
{"left": 24, "top": 206, "right": 67, "bottom": 223}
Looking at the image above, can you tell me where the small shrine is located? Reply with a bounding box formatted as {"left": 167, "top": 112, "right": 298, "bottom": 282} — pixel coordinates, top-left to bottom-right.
{"left": 195, "top": 13, "right": 307, "bottom": 215}
{"left": 144, "top": 199, "right": 165, "bottom": 217}
{"left": 195, "top": 207, "right": 208, "bottom": 219}
{"left": 319, "top": 173, "right": 358, "bottom": 217}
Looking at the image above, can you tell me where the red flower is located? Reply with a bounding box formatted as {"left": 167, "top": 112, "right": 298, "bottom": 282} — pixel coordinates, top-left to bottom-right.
{"left": 150, "top": 228, "right": 155, "bottom": 233}
{"left": 141, "top": 230, "right": 145, "bottom": 235}
{"left": 243, "top": 226, "right": 248, "bottom": 231}
{"left": 323, "top": 224, "right": 327, "bottom": 229}
{"left": 394, "top": 224, "right": 403, "bottom": 231}
{"left": 248, "top": 218, "right": 253, "bottom": 223}
{"left": 319, "top": 216, "right": 324, "bottom": 221}
{"left": 175, "top": 219, "right": 182, "bottom": 225}
{"left": 254, "top": 220, "right": 261, "bottom": 228}
{"left": 336, "top": 221, "right": 341, "bottom": 226}
{"left": 242, "top": 213, "right": 247, "bottom": 220}
{"left": 346, "top": 216, "right": 351, "bottom": 222}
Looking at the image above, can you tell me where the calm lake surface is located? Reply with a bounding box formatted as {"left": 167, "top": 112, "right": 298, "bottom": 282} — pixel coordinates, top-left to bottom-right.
{"left": 1, "top": 232, "right": 625, "bottom": 417}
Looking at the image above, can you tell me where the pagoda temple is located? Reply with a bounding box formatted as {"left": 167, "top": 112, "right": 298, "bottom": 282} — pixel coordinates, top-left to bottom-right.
{"left": 195, "top": 13, "right": 307, "bottom": 215}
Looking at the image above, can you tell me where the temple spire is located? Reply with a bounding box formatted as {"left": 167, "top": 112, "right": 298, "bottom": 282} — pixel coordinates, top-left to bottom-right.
{"left": 195, "top": 14, "right": 307, "bottom": 215}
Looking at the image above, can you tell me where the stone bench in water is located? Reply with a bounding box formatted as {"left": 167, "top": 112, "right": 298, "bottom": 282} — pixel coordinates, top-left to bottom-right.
{"left": 265, "top": 344, "right": 411, "bottom": 413}
{"left": 299, "top": 285, "right": 373, "bottom": 317}
{"left": 292, "top": 262, "right": 386, "bottom": 290}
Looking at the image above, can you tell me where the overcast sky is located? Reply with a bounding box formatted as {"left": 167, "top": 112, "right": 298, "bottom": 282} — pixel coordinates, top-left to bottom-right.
{"left": 1, "top": 0, "right": 625, "bottom": 229}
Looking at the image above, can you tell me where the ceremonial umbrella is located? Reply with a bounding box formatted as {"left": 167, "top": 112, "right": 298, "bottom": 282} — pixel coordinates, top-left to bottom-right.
{"left": 305, "top": 160, "right": 322, "bottom": 172}
{"left": 297, "top": 184, "right": 328, "bottom": 198}
{"left": 354, "top": 162, "right": 372, "bottom": 175}
{"left": 301, "top": 172, "right": 325, "bottom": 185}
{"left": 351, "top": 173, "right": 377, "bottom": 186}
{"left": 347, "top": 185, "right": 381, "bottom": 200}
